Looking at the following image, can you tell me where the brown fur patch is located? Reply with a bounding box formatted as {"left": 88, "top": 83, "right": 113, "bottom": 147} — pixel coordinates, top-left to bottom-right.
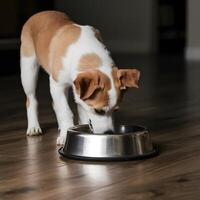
{"left": 117, "top": 69, "right": 140, "bottom": 89}
{"left": 20, "top": 27, "right": 35, "bottom": 57}
{"left": 50, "top": 24, "right": 81, "bottom": 80}
{"left": 78, "top": 53, "right": 102, "bottom": 70}
{"left": 112, "top": 67, "right": 140, "bottom": 108}
{"left": 74, "top": 70, "right": 111, "bottom": 109}
{"left": 112, "top": 67, "right": 123, "bottom": 106}
{"left": 21, "top": 11, "right": 81, "bottom": 79}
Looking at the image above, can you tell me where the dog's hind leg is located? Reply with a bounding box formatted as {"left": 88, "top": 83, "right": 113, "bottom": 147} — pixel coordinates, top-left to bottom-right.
{"left": 20, "top": 51, "right": 42, "bottom": 135}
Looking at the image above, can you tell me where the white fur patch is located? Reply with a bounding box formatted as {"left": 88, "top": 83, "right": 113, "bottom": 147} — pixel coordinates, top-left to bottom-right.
{"left": 20, "top": 56, "right": 42, "bottom": 135}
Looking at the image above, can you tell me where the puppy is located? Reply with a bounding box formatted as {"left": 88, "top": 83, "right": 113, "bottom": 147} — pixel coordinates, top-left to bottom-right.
{"left": 20, "top": 11, "right": 140, "bottom": 145}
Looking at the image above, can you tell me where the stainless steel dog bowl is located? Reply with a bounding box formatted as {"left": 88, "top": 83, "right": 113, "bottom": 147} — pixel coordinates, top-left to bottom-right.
{"left": 59, "top": 124, "right": 157, "bottom": 161}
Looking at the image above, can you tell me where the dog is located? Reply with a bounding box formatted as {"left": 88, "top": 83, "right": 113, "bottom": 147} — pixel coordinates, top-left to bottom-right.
{"left": 20, "top": 11, "right": 140, "bottom": 145}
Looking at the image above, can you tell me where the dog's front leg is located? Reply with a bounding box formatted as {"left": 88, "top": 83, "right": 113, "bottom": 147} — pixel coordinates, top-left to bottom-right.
{"left": 50, "top": 77, "right": 74, "bottom": 146}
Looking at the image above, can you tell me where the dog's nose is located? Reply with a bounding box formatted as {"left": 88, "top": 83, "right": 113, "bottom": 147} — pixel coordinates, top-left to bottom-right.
{"left": 104, "top": 130, "right": 114, "bottom": 134}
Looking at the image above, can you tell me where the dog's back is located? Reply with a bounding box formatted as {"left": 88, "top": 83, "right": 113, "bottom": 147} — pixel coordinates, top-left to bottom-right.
{"left": 21, "top": 11, "right": 81, "bottom": 79}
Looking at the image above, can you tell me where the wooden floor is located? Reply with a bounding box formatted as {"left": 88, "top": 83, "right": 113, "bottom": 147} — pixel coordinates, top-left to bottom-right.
{"left": 1, "top": 55, "right": 200, "bottom": 200}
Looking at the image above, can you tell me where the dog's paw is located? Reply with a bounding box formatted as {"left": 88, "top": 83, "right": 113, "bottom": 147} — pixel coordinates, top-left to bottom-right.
{"left": 56, "top": 135, "right": 66, "bottom": 146}
{"left": 27, "top": 126, "right": 42, "bottom": 136}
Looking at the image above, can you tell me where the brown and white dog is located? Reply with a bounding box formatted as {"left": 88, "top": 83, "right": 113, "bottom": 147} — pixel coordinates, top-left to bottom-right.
{"left": 20, "top": 11, "right": 140, "bottom": 145}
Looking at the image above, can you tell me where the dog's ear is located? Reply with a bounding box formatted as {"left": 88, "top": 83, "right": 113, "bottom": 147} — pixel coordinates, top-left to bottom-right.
{"left": 73, "top": 71, "right": 105, "bottom": 100}
{"left": 117, "top": 69, "right": 140, "bottom": 90}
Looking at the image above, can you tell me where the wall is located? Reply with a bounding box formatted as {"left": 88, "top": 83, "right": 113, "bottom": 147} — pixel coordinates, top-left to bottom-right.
{"left": 55, "top": 0, "right": 157, "bottom": 54}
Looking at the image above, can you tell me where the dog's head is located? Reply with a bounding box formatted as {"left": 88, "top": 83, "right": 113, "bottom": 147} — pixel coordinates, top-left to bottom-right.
{"left": 73, "top": 67, "right": 140, "bottom": 133}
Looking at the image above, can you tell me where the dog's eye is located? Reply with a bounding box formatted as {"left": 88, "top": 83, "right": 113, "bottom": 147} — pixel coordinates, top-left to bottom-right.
{"left": 94, "top": 109, "right": 106, "bottom": 115}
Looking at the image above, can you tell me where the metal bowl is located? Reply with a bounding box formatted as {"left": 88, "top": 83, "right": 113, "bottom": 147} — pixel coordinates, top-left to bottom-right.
{"left": 59, "top": 124, "right": 157, "bottom": 161}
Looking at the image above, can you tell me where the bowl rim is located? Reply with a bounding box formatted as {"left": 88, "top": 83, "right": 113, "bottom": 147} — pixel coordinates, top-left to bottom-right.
{"left": 67, "top": 124, "right": 149, "bottom": 136}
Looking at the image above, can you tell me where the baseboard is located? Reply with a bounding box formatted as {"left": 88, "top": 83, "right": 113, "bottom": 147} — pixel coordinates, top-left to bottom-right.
{"left": 0, "top": 38, "right": 20, "bottom": 50}
{"left": 185, "top": 47, "right": 200, "bottom": 61}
